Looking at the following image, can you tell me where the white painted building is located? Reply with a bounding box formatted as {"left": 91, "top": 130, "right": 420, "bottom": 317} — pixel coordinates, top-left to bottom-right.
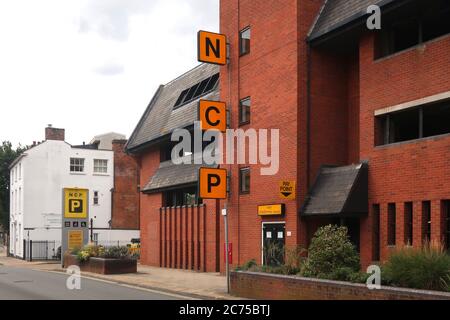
{"left": 9, "top": 127, "right": 139, "bottom": 258}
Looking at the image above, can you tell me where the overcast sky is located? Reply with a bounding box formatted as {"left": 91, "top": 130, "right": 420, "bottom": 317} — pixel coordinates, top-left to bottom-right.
{"left": 0, "top": 0, "right": 219, "bottom": 147}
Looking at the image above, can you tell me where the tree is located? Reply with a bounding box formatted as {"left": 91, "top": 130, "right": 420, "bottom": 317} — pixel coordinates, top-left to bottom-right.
{"left": 0, "top": 141, "right": 26, "bottom": 232}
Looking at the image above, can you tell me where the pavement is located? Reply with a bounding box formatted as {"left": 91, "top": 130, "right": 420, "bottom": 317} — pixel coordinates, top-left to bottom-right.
{"left": 0, "top": 245, "right": 233, "bottom": 300}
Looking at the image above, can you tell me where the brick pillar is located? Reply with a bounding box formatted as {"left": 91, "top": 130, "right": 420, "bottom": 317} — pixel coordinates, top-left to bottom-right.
{"left": 431, "top": 200, "right": 443, "bottom": 246}
{"left": 379, "top": 203, "right": 388, "bottom": 261}
{"left": 159, "top": 208, "right": 163, "bottom": 267}
{"left": 170, "top": 207, "right": 175, "bottom": 268}
{"left": 188, "top": 206, "right": 193, "bottom": 270}
{"left": 193, "top": 206, "right": 200, "bottom": 271}
{"left": 412, "top": 202, "right": 423, "bottom": 249}
{"left": 199, "top": 205, "right": 206, "bottom": 272}
{"left": 396, "top": 202, "right": 405, "bottom": 247}
{"left": 162, "top": 208, "right": 167, "bottom": 267}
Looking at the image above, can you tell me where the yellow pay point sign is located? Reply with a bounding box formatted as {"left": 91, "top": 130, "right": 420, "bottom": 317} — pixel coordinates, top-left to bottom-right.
{"left": 198, "top": 30, "right": 227, "bottom": 66}
{"left": 279, "top": 181, "right": 296, "bottom": 200}
{"left": 199, "top": 100, "right": 227, "bottom": 132}
{"left": 199, "top": 167, "right": 227, "bottom": 199}
{"left": 64, "top": 188, "right": 88, "bottom": 219}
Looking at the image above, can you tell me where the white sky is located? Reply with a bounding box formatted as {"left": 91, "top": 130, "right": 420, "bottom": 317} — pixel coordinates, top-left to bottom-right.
{"left": 0, "top": 0, "right": 219, "bottom": 147}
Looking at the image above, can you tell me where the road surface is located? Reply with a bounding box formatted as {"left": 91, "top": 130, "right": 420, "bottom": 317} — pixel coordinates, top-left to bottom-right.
{"left": 0, "top": 265, "right": 187, "bottom": 300}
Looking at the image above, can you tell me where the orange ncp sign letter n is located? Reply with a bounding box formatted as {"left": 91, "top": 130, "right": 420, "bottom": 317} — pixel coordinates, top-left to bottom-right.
{"left": 198, "top": 31, "right": 227, "bottom": 66}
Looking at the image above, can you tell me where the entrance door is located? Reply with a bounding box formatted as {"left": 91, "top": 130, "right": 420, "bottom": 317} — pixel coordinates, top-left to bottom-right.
{"left": 262, "top": 223, "right": 285, "bottom": 266}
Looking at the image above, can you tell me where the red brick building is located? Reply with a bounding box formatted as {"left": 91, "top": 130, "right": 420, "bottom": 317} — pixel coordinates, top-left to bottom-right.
{"left": 127, "top": 0, "right": 450, "bottom": 272}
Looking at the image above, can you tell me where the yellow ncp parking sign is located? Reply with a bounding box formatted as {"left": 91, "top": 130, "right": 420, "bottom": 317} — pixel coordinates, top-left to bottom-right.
{"left": 64, "top": 188, "right": 88, "bottom": 219}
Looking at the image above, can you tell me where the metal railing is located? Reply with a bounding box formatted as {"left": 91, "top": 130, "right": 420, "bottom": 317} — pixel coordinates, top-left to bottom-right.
{"left": 23, "top": 240, "right": 61, "bottom": 262}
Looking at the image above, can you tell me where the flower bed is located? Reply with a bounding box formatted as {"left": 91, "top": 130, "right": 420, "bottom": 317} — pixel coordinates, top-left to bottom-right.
{"left": 63, "top": 245, "right": 137, "bottom": 275}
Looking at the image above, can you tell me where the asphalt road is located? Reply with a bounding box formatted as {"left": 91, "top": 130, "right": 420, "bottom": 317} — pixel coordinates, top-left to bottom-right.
{"left": 0, "top": 265, "right": 187, "bottom": 300}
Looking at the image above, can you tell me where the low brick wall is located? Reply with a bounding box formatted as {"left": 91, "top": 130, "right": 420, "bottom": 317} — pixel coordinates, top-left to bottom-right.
{"left": 230, "top": 271, "right": 450, "bottom": 300}
{"left": 63, "top": 254, "right": 137, "bottom": 275}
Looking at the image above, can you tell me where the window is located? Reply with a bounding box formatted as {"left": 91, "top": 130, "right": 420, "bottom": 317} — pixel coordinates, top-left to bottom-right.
{"left": 239, "top": 27, "right": 251, "bottom": 56}
{"left": 443, "top": 201, "right": 450, "bottom": 251}
{"left": 94, "top": 159, "right": 108, "bottom": 174}
{"left": 422, "top": 201, "right": 431, "bottom": 244}
{"left": 239, "top": 167, "right": 250, "bottom": 194}
{"left": 375, "top": 1, "right": 450, "bottom": 59}
{"left": 93, "top": 191, "right": 99, "bottom": 205}
{"left": 404, "top": 202, "right": 413, "bottom": 246}
{"left": 18, "top": 188, "right": 21, "bottom": 214}
{"left": 173, "top": 73, "right": 219, "bottom": 109}
{"left": 239, "top": 97, "right": 251, "bottom": 125}
{"left": 93, "top": 233, "right": 99, "bottom": 245}
{"left": 388, "top": 203, "right": 396, "bottom": 246}
{"left": 18, "top": 163, "right": 21, "bottom": 180}
{"left": 372, "top": 204, "right": 381, "bottom": 261}
{"left": 376, "top": 100, "right": 450, "bottom": 146}
{"left": 70, "top": 158, "right": 85, "bottom": 173}
{"left": 163, "top": 187, "right": 200, "bottom": 207}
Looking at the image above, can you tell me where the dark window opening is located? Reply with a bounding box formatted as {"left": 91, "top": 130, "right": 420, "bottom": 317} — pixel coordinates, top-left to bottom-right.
{"left": 404, "top": 202, "right": 413, "bottom": 246}
{"left": 160, "top": 141, "right": 181, "bottom": 162}
{"left": 423, "top": 102, "right": 450, "bottom": 137}
{"left": 443, "top": 200, "right": 450, "bottom": 251}
{"left": 173, "top": 73, "right": 219, "bottom": 109}
{"left": 239, "top": 97, "right": 251, "bottom": 125}
{"left": 375, "top": 100, "right": 450, "bottom": 146}
{"left": 375, "top": 1, "right": 450, "bottom": 59}
{"left": 163, "top": 187, "right": 201, "bottom": 207}
{"left": 239, "top": 27, "right": 251, "bottom": 56}
{"left": 372, "top": 204, "right": 381, "bottom": 261}
{"left": 204, "top": 73, "right": 219, "bottom": 92}
{"left": 388, "top": 203, "right": 396, "bottom": 246}
{"left": 239, "top": 167, "right": 250, "bottom": 194}
{"left": 422, "top": 1, "right": 450, "bottom": 42}
{"left": 422, "top": 201, "right": 431, "bottom": 244}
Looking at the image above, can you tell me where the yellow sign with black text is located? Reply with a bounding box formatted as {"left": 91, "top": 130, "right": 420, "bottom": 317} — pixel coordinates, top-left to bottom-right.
{"left": 279, "top": 181, "right": 296, "bottom": 200}
{"left": 64, "top": 188, "right": 88, "bottom": 219}
{"left": 258, "top": 204, "right": 285, "bottom": 216}
{"left": 68, "top": 230, "right": 83, "bottom": 250}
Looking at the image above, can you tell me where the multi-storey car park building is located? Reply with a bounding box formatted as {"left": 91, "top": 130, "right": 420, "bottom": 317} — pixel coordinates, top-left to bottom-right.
{"left": 127, "top": 0, "right": 450, "bottom": 272}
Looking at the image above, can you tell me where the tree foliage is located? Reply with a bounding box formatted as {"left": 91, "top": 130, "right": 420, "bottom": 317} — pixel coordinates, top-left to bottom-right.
{"left": 0, "top": 141, "right": 26, "bottom": 231}
{"left": 300, "top": 224, "right": 361, "bottom": 281}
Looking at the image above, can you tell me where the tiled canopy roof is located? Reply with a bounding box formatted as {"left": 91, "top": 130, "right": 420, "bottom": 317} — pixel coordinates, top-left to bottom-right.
{"left": 301, "top": 162, "right": 368, "bottom": 217}
{"left": 309, "top": 0, "right": 393, "bottom": 41}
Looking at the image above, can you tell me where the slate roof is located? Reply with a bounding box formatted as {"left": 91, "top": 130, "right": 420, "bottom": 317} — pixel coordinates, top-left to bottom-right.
{"left": 126, "top": 63, "right": 220, "bottom": 153}
{"left": 308, "top": 0, "right": 394, "bottom": 41}
{"left": 142, "top": 159, "right": 217, "bottom": 193}
{"left": 301, "top": 162, "right": 368, "bottom": 217}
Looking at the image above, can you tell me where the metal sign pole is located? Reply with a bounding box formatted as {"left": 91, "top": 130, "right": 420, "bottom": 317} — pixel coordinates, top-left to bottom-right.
{"left": 223, "top": 204, "right": 230, "bottom": 293}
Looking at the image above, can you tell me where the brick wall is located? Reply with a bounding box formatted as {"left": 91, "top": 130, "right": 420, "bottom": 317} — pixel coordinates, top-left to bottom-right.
{"left": 359, "top": 33, "right": 450, "bottom": 265}
{"left": 219, "top": 0, "right": 323, "bottom": 272}
{"left": 231, "top": 271, "right": 450, "bottom": 300}
{"left": 111, "top": 140, "right": 140, "bottom": 230}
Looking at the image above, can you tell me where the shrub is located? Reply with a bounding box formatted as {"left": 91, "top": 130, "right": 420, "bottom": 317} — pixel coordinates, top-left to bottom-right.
{"left": 101, "top": 246, "right": 131, "bottom": 259}
{"left": 235, "top": 259, "right": 257, "bottom": 271}
{"left": 382, "top": 244, "right": 450, "bottom": 291}
{"left": 300, "top": 225, "right": 361, "bottom": 281}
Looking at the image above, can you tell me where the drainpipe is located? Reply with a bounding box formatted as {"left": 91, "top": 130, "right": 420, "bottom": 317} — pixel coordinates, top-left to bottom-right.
{"left": 306, "top": 44, "right": 312, "bottom": 189}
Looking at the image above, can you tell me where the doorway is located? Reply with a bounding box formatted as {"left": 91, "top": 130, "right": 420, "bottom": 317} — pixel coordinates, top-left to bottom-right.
{"left": 262, "top": 222, "right": 285, "bottom": 266}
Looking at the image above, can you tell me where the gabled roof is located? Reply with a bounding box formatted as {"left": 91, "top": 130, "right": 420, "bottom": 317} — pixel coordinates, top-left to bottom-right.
{"left": 142, "top": 159, "right": 217, "bottom": 193}
{"left": 308, "top": 0, "right": 394, "bottom": 41}
{"left": 126, "top": 63, "right": 220, "bottom": 153}
{"left": 301, "top": 162, "right": 368, "bottom": 217}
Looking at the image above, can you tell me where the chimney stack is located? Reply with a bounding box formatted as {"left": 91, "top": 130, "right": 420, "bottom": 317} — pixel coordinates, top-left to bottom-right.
{"left": 45, "top": 125, "right": 65, "bottom": 141}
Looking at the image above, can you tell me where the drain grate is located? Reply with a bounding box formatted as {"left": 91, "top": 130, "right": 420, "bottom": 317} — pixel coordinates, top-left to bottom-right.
{"left": 13, "top": 280, "right": 33, "bottom": 283}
